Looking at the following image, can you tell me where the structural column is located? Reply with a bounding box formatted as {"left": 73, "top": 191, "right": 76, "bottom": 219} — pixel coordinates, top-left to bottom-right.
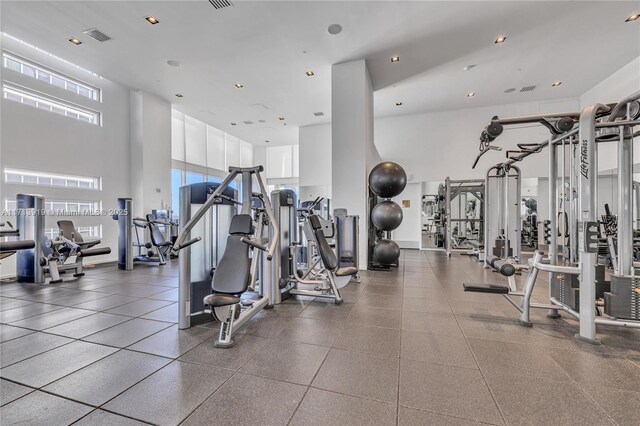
{"left": 331, "top": 60, "right": 378, "bottom": 267}
{"left": 129, "top": 90, "right": 172, "bottom": 217}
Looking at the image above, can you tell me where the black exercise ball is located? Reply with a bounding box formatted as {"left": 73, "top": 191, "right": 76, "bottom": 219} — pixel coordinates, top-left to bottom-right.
{"left": 374, "top": 239, "right": 400, "bottom": 265}
{"left": 369, "top": 162, "right": 407, "bottom": 198}
{"left": 371, "top": 200, "right": 403, "bottom": 231}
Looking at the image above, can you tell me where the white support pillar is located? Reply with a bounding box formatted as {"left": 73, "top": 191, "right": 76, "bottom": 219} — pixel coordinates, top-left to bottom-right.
{"left": 331, "top": 60, "right": 377, "bottom": 267}
{"left": 129, "top": 90, "right": 172, "bottom": 217}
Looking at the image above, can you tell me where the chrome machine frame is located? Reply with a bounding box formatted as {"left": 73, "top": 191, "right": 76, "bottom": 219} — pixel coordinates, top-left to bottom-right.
{"left": 442, "top": 177, "right": 485, "bottom": 257}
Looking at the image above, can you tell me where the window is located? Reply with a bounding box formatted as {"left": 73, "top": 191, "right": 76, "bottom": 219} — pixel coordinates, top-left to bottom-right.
{"left": 171, "top": 169, "right": 183, "bottom": 219}
{"left": 4, "top": 168, "right": 101, "bottom": 190}
{"left": 44, "top": 225, "right": 101, "bottom": 239}
{"left": 3, "top": 85, "right": 100, "bottom": 125}
{"left": 5, "top": 199, "right": 99, "bottom": 213}
{"left": 3, "top": 52, "right": 100, "bottom": 101}
{"left": 185, "top": 172, "right": 204, "bottom": 186}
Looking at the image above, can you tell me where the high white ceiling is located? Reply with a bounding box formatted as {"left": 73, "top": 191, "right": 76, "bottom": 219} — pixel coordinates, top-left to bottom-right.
{"left": 1, "top": 1, "right": 639, "bottom": 146}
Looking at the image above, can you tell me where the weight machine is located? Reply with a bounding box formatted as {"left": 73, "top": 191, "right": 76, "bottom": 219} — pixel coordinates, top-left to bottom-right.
{"left": 465, "top": 91, "right": 640, "bottom": 343}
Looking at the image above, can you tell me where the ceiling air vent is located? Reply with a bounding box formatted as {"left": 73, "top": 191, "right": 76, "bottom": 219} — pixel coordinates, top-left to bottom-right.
{"left": 520, "top": 85, "right": 537, "bottom": 92}
{"left": 313, "top": 112, "right": 324, "bottom": 117}
{"left": 243, "top": 121, "right": 254, "bottom": 125}
{"left": 82, "top": 28, "right": 111, "bottom": 42}
{"left": 208, "top": 0, "right": 233, "bottom": 10}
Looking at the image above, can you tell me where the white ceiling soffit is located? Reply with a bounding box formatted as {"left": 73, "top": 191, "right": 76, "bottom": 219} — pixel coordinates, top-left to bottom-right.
{"left": 1, "top": 1, "right": 639, "bottom": 145}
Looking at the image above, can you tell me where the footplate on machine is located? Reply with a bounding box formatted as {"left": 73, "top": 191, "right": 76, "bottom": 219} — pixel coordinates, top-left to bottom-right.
{"left": 463, "top": 283, "right": 510, "bottom": 294}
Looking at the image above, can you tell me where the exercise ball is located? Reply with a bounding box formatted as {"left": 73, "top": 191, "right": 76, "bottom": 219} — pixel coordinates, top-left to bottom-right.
{"left": 371, "top": 200, "right": 403, "bottom": 231}
{"left": 369, "top": 162, "right": 407, "bottom": 198}
{"left": 374, "top": 239, "right": 400, "bottom": 265}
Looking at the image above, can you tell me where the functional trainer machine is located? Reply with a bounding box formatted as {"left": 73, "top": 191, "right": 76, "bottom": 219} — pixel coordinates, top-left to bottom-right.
{"left": 465, "top": 91, "right": 640, "bottom": 342}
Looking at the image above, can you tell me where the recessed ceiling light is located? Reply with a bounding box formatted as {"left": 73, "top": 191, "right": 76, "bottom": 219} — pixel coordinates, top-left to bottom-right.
{"left": 395, "top": 102, "right": 402, "bottom": 106}
{"left": 467, "top": 92, "right": 475, "bottom": 97}
{"left": 230, "top": 122, "right": 237, "bottom": 126}
{"left": 495, "top": 35, "right": 507, "bottom": 44}
{"left": 626, "top": 13, "right": 640, "bottom": 22}
{"left": 145, "top": 16, "right": 159, "bottom": 25}
{"left": 265, "top": 140, "right": 270, "bottom": 143}
{"left": 306, "top": 70, "right": 315, "bottom": 76}
{"left": 167, "top": 60, "right": 180, "bottom": 67}
{"left": 68, "top": 38, "right": 82, "bottom": 45}
{"left": 175, "top": 93, "right": 183, "bottom": 98}
{"left": 278, "top": 117, "right": 285, "bottom": 121}
{"left": 327, "top": 24, "right": 343, "bottom": 35}
{"left": 463, "top": 64, "right": 477, "bottom": 71}
{"left": 391, "top": 56, "right": 400, "bottom": 63}
{"left": 235, "top": 83, "right": 243, "bottom": 88}
{"left": 552, "top": 81, "right": 562, "bottom": 87}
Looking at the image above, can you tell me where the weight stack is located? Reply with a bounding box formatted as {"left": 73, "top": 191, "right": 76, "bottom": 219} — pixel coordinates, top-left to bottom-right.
{"left": 604, "top": 275, "right": 640, "bottom": 320}
{"left": 492, "top": 239, "right": 513, "bottom": 258}
{"left": 550, "top": 272, "right": 580, "bottom": 311}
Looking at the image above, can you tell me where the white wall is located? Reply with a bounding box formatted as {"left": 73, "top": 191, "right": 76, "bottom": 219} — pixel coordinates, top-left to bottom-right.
{"left": 375, "top": 98, "right": 580, "bottom": 184}
{"left": 581, "top": 56, "right": 640, "bottom": 107}
{"left": 299, "top": 124, "right": 331, "bottom": 187}
{"left": 129, "top": 91, "right": 172, "bottom": 217}
{"left": 0, "top": 37, "right": 131, "bottom": 276}
{"left": 581, "top": 56, "right": 640, "bottom": 172}
{"left": 391, "top": 182, "right": 421, "bottom": 249}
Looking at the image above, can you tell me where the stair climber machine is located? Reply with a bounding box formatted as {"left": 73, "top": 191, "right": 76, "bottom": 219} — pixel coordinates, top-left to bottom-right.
{"left": 174, "top": 166, "right": 280, "bottom": 348}
{"left": 273, "top": 193, "right": 359, "bottom": 304}
{"left": 14, "top": 194, "right": 111, "bottom": 284}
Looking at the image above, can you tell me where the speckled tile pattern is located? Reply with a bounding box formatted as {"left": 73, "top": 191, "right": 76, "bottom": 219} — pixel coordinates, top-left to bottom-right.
{"left": 0, "top": 251, "right": 638, "bottom": 425}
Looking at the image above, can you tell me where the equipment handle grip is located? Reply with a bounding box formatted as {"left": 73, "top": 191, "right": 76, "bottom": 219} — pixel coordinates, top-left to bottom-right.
{"left": 240, "top": 236, "right": 268, "bottom": 251}
{"left": 174, "top": 237, "right": 201, "bottom": 251}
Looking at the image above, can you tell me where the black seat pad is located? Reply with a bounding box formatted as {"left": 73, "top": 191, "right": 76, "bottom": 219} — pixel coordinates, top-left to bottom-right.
{"left": 204, "top": 294, "right": 241, "bottom": 307}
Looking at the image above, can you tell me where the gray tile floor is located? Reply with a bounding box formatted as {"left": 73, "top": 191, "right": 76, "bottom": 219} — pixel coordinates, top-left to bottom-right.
{"left": 1, "top": 250, "right": 639, "bottom": 425}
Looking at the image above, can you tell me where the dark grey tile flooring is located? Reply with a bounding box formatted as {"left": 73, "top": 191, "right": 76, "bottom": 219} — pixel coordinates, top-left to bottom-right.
{"left": 0, "top": 250, "right": 639, "bottom": 425}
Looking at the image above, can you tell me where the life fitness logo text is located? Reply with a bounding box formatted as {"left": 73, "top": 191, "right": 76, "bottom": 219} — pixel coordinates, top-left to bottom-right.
{"left": 580, "top": 139, "right": 589, "bottom": 179}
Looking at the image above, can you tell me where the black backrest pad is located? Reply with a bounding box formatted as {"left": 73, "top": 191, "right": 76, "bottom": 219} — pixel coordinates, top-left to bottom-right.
{"left": 229, "top": 214, "right": 254, "bottom": 235}
{"left": 57, "top": 220, "right": 83, "bottom": 243}
{"left": 314, "top": 229, "right": 338, "bottom": 271}
{"left": 146, "top": 214, "right": 166, "bottom": 246}
{"left": 211, "top": 214, "right": 254, "bottom": 294}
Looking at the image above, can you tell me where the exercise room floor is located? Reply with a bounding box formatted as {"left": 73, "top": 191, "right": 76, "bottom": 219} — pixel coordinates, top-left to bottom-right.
{"left": 1, "top": 251, "right": 639, "bottom": 426}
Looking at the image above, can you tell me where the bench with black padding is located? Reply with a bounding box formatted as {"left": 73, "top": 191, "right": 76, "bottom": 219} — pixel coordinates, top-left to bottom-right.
{"left": 463, "top": 256, "right": 515, "bottom": 294}
{"left": 203, "top": 214, "right": 254, "bottom": 309}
